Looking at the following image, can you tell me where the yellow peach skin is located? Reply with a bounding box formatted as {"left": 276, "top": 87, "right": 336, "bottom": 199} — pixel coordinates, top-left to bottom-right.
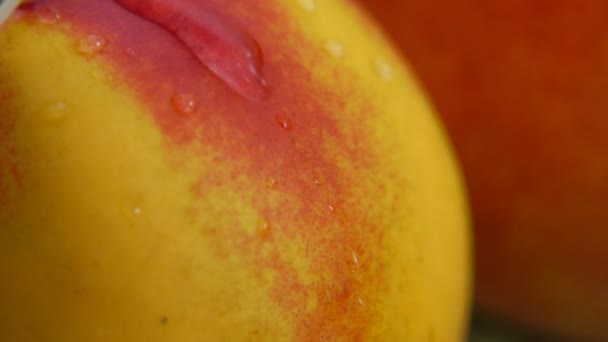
{"left": 0, "top": 0, "right": 470, "bottom": 340}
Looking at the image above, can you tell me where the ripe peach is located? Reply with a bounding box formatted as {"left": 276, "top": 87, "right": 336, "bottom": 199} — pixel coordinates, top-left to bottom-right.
{"left": 0, "top": 0, "right": 470, "bottom": 340}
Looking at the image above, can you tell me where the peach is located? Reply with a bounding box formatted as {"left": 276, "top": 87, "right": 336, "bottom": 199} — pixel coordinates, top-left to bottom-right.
{"left": 359, "top": 0, "right": 608, "bottom": 339}
{"left": 0, "top": 0, "right": 470, "bottom": 340}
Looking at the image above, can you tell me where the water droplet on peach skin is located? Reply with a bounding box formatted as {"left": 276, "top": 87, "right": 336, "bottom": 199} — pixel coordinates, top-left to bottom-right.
{"left": 351, "top": 249, "right": 360, "bottom": 267}
{"left": 265, "top": 176, "right": 278, "bottom": 189}
{"left": 171, "top": 93, "right": 200, "bottom": 115}
{"left": 124, "top": 47, "right": 136, "bottom": 56}
{"left": 374, "top": 58, "right": 394, "bottom": 81}
{"left": 257, "top": 219, "right": 271, "bottom": 238}
{"left": 275, "top": 114, "right": 292, "bottom": 130}
{"left": 43, "top": 101, "right": 70, "bottom": 121}
{"left": 325, "top": 39, "right": 345, "bottom": 58}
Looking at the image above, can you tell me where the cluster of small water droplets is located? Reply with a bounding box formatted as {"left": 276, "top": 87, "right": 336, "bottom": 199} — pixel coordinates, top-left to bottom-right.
{"left": 352, "top": 250, "right": 365, "bottom": 309}
{"left": 124, "top": 48, "right": 136, "bottom": 57}
{"left": 37, "top": 7, "right": 61, "bottom": 24}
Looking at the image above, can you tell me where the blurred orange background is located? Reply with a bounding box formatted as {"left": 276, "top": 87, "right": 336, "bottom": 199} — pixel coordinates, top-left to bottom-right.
{"left": 359, "top": 1, "right": 608, "bottom": 340}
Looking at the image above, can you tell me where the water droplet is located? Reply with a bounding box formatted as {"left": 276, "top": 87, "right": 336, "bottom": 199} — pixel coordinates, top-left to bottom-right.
{"left": 325, "top": 39, "right": 344, "bottom": 58}
{"left": 275, "top": 114, "right": 292, "bottom": 130}
{"left": 297, "top": 0, "right": 316, "bottom": 12}
{"left": 114, "top": 0, "right": 269, "bottom": 101}
{"left": 76, "top": 34, "right": 107, "bottom": 56}
{"left": 91, "top": 68, "right": 114, "bottom": 82}
{"left": 265, "top": 176, "right": 278, "bottom": 190}
{"left": 37, "top": 7, "right": 61, "bottom": 24}
{"left": 351, "top": 249, "right": 360, "bottom": 267}
{"left": 257, "top": 219, "right": 271, "bottom": 238}
{"left": 120, "top": 205, "right": 142, "bottom": 226}
{"left": 43, "top": 101, "right": 70, "bottom": 121}
{"left": 124, "top": 48, "right": 136, "bottom": 56}
{"left": 328, "top": 205, "right": 335, "bottom": 213}
{"left": 374, "top": 58, "right": 394, "bottom": 81}
{"left": 357, "top": 297, "right": 365, "bottom": 307}
{"left": 313, "top": 179, "right": 322, "bottom": 186}
{"left": 172, "top": 93, "right": 200, "bottom": 115}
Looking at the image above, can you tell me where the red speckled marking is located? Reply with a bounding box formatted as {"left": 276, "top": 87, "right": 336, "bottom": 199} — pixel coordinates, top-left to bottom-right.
{"left": 20, "top": 1, "right": 385, "bottom": 340}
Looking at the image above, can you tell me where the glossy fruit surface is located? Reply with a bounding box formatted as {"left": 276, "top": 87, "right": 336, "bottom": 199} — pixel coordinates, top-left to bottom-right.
{"left": 0, "top": 0, "right": 470, "bottom": 340}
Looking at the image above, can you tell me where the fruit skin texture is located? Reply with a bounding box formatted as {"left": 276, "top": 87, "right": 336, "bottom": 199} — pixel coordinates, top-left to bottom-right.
{"left": 0, "top": 0, "right": 470, "bottom": 341}
{"left": 359, "top": 0, "right": 608, "bottom": 339}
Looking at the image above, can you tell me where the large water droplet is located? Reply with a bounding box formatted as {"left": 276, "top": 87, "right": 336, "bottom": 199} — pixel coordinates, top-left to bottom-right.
{"left": 275, "top": 114, "right": 292, "bottom": 130}
{"left": 76, "top": 34, "right": 107, "bottom": 56}
{"left": 37, "top": 7, "right": 62, "bottom": 24}
{"left": 113, "top": 0, "right": 269, "bottom": 101}
{"left": 172, "top": 93, "right": 200, "bottom": 115}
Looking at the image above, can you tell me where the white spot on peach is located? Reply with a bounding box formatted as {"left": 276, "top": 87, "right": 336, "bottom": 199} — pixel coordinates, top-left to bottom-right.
{"left": 297, "top": 0, "right": 316, "bottom": 12}
{"left": 325, "top": 39, "right": 345, "bottom": 58}
{"left": 374, "top": 58, "right": 394, "bottom": 81}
